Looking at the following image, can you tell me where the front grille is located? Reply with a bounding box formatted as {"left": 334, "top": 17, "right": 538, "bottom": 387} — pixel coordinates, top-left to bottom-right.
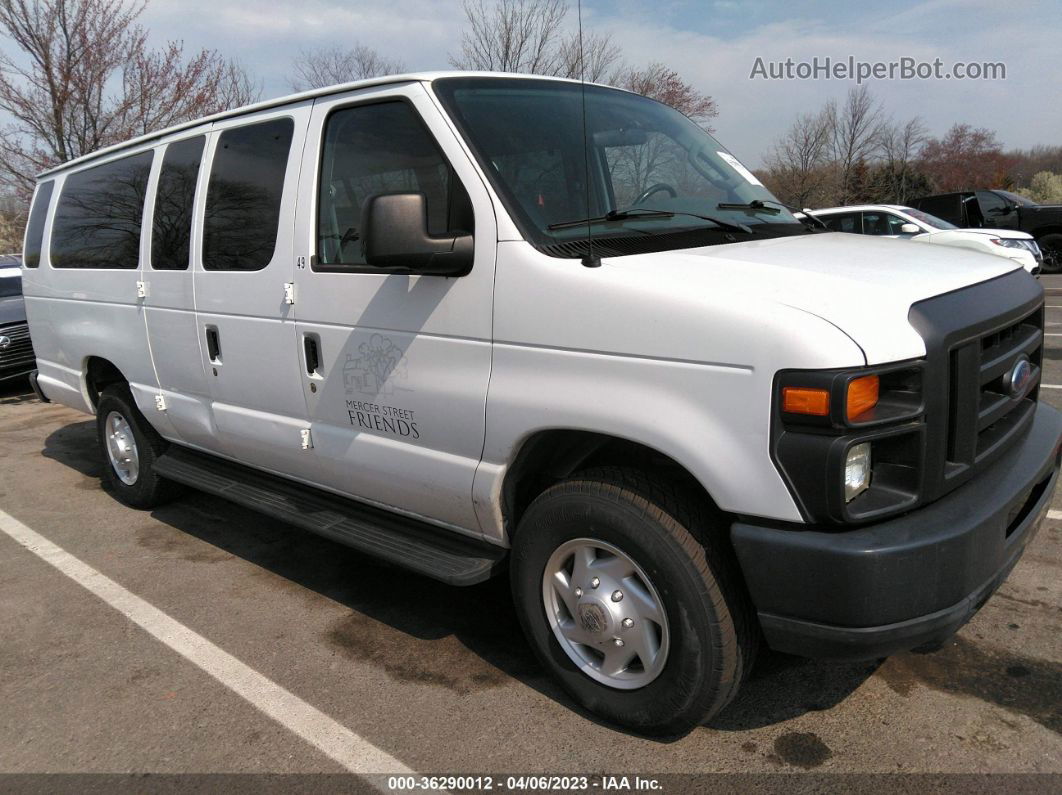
{"left": 946, "top": 307, "right": 1042, "bottom": 473}
{"left": 0, "top": 322, "right": 35, "bottom": 373}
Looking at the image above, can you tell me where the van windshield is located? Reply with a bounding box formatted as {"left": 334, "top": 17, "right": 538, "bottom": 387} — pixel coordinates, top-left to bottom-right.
{"left": 432, "top": 77, "right": 805, "bottom": 257}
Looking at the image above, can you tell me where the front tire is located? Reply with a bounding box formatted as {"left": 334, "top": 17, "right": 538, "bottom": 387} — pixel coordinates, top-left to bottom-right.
{"left": 510, "top": 467, "right": 755, "bottom": 736}
{"left": 1037, "top": 233, "right": 1062, "bottom": 274}
{"left": 96, "top": 384, "right": 182, "bottom": 509}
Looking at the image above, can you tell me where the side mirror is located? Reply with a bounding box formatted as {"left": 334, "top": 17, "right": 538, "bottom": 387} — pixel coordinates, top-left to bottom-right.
{"left": 362, "top": 193, "right": 473, "bottom": 276}
{"left": 899, "top": 223, "right": 921, "bottom": 235}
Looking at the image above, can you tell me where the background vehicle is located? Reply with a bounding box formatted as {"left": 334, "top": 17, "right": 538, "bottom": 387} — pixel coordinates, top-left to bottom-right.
{"left": 0, "top": 253, "right": 35, "bottom": 383}
{"left": 21, "top": 73, "right": 1062, "bottom": 737}
{"left": 910, "top": 190, "right": 1062, "bottom": 273}
{"left": 809, "top": 204, "right": 1042, "bottom": 273}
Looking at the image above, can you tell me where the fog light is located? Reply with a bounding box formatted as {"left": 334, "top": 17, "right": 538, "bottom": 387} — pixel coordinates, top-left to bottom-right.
{"left": 845, "top": 442, "right": 871, "bottom": 502}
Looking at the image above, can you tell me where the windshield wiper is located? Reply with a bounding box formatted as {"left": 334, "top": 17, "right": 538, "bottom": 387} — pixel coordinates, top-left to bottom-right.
{"left": 717, "top": 198, "right": 830, "bottom": 231}
{"left": 548, "top": 208, "right": 752, "bottom": 235}
{"left": 716, "top": 199, "right": 783, "bottom": 214}
{"left": 547, "top": 208, "right": 673, "bottom": 230}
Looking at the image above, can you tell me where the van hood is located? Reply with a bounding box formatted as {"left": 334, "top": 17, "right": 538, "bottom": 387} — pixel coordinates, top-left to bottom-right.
{"left": 616, "top": 231, "right": 1023, "bottom": 365}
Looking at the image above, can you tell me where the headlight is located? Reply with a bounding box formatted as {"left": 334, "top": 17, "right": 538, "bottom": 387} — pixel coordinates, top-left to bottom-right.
{"left": 990, "top": 237, "right": 1030, "bottom": 250}
{"left": 844, "top": 442, "right": 872, "bottom": 502}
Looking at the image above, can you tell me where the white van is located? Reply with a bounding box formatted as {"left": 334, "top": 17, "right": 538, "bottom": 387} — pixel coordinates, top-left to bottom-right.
{"left": 22, "top": 73, "right": 1062, "bottom": 736}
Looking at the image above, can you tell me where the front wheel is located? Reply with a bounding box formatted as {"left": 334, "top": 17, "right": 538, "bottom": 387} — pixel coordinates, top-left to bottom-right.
{"left": 510, "top": 467, "right": 756, "bottom": 736}
{"left": 1037, "top": 233, "right": 1062, "bottom": 274}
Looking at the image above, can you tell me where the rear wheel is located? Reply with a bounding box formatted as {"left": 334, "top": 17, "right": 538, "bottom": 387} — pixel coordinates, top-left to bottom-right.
{"left": 96, "top": 384, "right": 183, "bottom": 509}
{"left": 1038, "top": 233, "right": 1062, "bottom": 274}
{"left": 510, "top": 467, "right": 756, "bottom": 736}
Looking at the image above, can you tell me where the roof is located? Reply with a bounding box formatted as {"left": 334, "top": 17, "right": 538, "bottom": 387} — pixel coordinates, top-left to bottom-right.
{"left": 36, "top": 71, "right": 611, "bottom": 179}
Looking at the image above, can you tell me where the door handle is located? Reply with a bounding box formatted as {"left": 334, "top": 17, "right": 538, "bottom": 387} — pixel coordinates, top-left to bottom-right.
{"left": 304, "top": 334, "right": 320, "bottom": 376}
{"left": 205, "top": 326, "right": 222, "bottom": 363}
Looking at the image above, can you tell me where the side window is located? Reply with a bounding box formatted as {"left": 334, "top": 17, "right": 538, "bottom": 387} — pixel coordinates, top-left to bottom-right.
{"left": 821, "top": 212, "right": 861, "bottom": 233}
{"left": 976, "top": 190, "right": 1008, "bottom": 218}
{"left": 23, "top": 180, "right": 54, "bottom": 267}
{"left": 317, "top": 101, "right": 473, "bottom": 269}
{"left": 862, "top": 212, "right": 907, "bottom": 236}
{"left": 51, "top": 152, "right": 153, "bottom": 269}
{"left": 152, "top": 136, "right": 205, "bottom": 270}
{"left": 203, "top": 118, "right": 294, "bottom": 271}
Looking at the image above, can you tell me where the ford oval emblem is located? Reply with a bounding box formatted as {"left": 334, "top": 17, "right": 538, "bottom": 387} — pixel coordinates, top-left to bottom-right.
{"left": 1006, "top": 357, "right": 1033, "bottom": 398}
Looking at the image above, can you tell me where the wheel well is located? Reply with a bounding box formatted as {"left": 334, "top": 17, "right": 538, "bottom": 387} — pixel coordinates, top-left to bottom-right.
{"left": 84, "top": 357, "right": 127, "bottom": 411}
{"left": 503, "top": 430, "right": 722, "bottom": 536}
{"left": 1033, "top": 225, "right": 1062, "bottom": 241}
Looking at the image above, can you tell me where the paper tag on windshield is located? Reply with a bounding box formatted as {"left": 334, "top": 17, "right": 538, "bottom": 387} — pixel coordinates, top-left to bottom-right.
{"left": 717, "top": 151, "right": 763, "bottom": 186}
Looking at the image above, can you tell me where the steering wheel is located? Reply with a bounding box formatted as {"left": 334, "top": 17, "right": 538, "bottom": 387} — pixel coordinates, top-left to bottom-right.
{"left": 631, "top": 183, "right": 677, "bottom": 206}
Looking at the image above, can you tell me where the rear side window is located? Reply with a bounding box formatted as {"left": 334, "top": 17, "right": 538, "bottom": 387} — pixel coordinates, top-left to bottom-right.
{"left": 821, "top": 212, "right": 861, "bottom": 233}
{"left": 152, "top": 136, "right": 205, "bottom": 270}
{"left": 317, "top": 101, "right": 472, "bottom": 269}
{"left": 22, "top": 180, "right": 54, "bottom": 267}
{"left": 203, "top": 118, "right": 294, "bottom": 271}
{"left": 51, "top": 152, "right": 153, "bottom": 269}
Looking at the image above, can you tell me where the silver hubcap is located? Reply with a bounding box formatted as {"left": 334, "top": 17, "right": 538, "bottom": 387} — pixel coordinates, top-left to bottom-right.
{"left": 542, "top": 538, "right": 670, "bottom": 689}
{"left": 104, "top": 411, "right": 139, "bottom": 486}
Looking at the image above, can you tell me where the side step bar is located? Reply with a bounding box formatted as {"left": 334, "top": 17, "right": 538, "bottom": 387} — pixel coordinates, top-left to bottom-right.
{"left": 153, "top": 446, "right": 507, "bottom": 586}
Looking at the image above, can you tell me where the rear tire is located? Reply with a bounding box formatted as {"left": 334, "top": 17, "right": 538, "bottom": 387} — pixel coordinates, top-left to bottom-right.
{"left": 96, "top": 384, "right": 183, "bottom": 509}
{"left": 510, "top": 466, "right": 756, "bottom": 736}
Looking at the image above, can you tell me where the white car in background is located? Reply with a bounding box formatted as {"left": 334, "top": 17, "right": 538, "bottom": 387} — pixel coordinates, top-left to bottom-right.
{"left": 808, "top": 204, "right": 1043, "bottom": 273}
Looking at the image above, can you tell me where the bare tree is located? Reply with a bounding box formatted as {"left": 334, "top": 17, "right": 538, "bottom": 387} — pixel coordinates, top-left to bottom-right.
{"left": 450, "top": 0, "right": 568, "bottom": 74}
{"left": 451, "top": 0, "right": 715, "bottom": 131}
{"left": 290, "top": 44, "right": 405, "bottom": 91}
{"left": 0, "top": 0, "right": 260, "bottom": 201}
{"left": 614, "top": 62, "right": 717, "bottom": 128}
{"left": 919, "top": 123, "right": 1016, "bottom": 192}
{"left": 829, "top": 85, "right": 884, "bottom": 205}
{"left": 876, "top": 115, "right": 927, "bottom": 203}
{"left": 555, "top": 29, "right": 621, "bottom": 82}
{"left": 763, "top": 107, "right": 835, "bottom": 208}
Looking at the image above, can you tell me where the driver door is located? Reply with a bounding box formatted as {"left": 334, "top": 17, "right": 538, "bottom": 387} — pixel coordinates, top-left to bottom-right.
{"left": 291, "top": 84, "right": 498, "bottom": 535}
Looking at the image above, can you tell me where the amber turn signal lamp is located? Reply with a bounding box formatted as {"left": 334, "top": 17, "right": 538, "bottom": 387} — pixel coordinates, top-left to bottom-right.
{"left": 846, "top": 375, "right": 880, "bottom": 420}
{"left": 782, "top": 386, "right": 830, "bottom": 416}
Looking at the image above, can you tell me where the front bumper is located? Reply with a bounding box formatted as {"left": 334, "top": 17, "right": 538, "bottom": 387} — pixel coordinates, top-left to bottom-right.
{"left": 732, "top": 401, "right": 1062, "bottom": 660}
{"left": 28, "top": 369, "right": 49, "bottom": 402}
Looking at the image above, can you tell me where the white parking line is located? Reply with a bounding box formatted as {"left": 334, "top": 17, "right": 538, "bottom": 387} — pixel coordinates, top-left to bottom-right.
{"left": 1040, "top": 385, "right": 1062, "bottom": 390}
{"left": 0, "top": 508, "right": 415, "bottom": 782}
{"left": 1048, "top": 510, "right": 1062, "bottom": 520}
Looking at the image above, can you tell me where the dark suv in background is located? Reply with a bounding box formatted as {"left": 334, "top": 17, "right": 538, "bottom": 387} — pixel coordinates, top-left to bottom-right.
{"left": 910, "top": 189, "right": 1062, "bottom": 272}
{"left": 0, "top": 253, "right": 35, "bottom": 383}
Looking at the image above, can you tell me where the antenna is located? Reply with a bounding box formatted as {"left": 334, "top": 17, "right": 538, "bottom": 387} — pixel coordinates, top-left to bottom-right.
{"left": 577, "top": 0, "right": 601, "bottom": 268}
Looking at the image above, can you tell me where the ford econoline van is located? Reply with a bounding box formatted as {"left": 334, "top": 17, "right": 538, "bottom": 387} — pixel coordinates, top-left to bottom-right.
{"left": 22, "top": 73, "right": 1062, "bottom": 736}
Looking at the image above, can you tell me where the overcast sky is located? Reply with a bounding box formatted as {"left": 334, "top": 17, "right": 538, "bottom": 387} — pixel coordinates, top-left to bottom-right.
{"left": 140, "top": 0, "right": 1057, "bottom": 167}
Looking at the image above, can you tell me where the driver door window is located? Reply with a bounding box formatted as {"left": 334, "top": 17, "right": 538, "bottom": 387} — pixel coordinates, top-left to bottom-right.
{"left": 316, "top": 101, "right": 472, "bottom": 269}
{"left": 976, "top": 190, "right": 1009, "bottom": 219}
{"left": 861, "top": 212, "right": 908, "bottom": 236}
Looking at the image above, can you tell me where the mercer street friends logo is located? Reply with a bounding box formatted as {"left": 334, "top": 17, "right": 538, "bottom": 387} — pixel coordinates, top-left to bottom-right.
{"left": 343, "top": 334, "right": 407, "bottom": 396}
{"left": 342, "top": 334, "right": 419, "bottom": 440}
